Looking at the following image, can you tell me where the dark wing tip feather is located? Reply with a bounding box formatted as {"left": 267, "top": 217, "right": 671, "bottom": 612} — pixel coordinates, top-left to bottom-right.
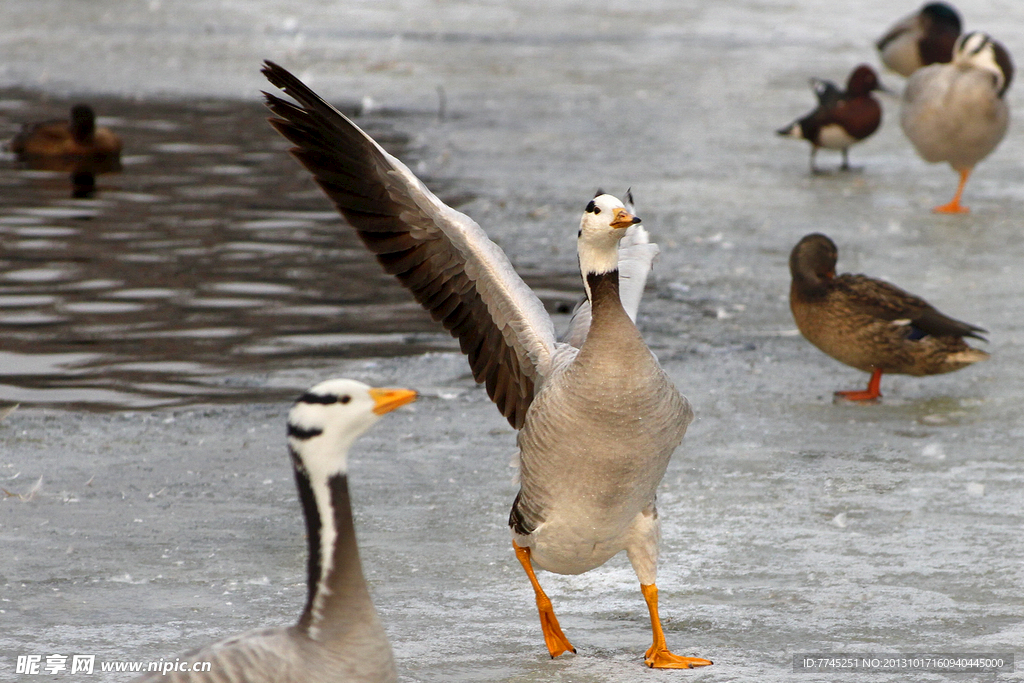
{"left": 912, "top": 305, "right": 989, "bottom": 342}
{"left": 261, "top": 60, "right": 313, "bottom": 102}
{"left": 261, "top": 59, "right": 536, "bottom": 429}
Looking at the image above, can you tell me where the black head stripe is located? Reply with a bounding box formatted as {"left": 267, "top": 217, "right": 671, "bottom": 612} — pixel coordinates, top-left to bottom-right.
{"left": 994, "top": 41, "right": 1014, "bottom": 96}
{"left": 296, "top": 392, "right": 338, "bottom": 405}
{"left": 288, "top": 423, "right": 324, "bottom": 440}
{"left": 585, "top": 200, "right": 600, "bottom": 214}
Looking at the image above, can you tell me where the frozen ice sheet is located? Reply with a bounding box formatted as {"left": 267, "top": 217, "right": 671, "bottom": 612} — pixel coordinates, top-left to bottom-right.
{"left": 3, "top": 350, "right": 1023, "bottom": 682}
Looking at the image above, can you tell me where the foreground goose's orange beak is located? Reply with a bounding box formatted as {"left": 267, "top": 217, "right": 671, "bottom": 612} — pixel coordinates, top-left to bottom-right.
{"left": 369, "top": 387, "right": 418, "bottom": 414}
{"left": 610, "top": 208, "right": 641, "bottom": 229}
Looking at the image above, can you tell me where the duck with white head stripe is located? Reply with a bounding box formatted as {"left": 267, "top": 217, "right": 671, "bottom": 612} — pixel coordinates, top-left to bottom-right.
{"left": 132, "top": 379, "right": 416, "bottom": 683}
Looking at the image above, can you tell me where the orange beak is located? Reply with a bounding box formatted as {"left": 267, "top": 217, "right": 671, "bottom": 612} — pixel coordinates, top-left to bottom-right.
{"left": 610, "top": 208, "right": 641, "bottom": 229}
{"left": 369, "top": 387, "right": 418, "bottom": 415}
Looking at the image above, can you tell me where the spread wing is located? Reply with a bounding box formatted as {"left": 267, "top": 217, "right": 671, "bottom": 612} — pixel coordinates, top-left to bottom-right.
{"left": 261, "top": 60, "right": 559, "bottom": 428}
{"left": 836, "top": 274, "right": 987, "bottom": 340}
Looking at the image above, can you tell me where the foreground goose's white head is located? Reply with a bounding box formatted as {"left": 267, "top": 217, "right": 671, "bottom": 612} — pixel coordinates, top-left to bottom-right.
{"left": 287, "top": 379, "right": 416, "bottom": 645}
{"left": 953, "top": 32, "right": 1015, "bottom": 96}
{"left": 578, "top": 192, "right": 641, "bottom": 284}
{"left": 288, "top": 379, "right": 417, "bottom": 481}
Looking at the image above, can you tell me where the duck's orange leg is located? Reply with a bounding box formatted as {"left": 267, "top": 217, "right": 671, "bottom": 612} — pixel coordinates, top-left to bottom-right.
{"left": 513, "top": 541, "right": 575, "bottom": 658}
{"left": 835, "top": 367, "right": 883, "bottom": 401}
{"left": 640, "top": 583, "right": 713, "bottom": 669}
{"left": 933, "top": 168, "right": 971, "bottom": 214}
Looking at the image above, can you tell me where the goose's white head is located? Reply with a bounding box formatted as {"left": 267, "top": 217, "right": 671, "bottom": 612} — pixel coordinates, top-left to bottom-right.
{"left": 578, "top": 191, "right": 641, "bottom": 277}
{"left": 287, "top": 379, "right": 417, "bottom": 481}
{"left": 953, "top": 32, "right": 1015, "bottom": 96}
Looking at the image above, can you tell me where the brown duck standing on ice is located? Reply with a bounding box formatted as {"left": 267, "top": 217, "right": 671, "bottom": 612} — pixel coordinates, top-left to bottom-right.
{"left": 789, "top": 233, "right": 989, "bottom": 401}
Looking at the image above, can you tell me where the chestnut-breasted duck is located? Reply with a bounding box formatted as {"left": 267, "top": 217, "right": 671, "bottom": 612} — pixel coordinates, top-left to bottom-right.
{"left": 777, "top": 65, "right": 885, "bottom": 173}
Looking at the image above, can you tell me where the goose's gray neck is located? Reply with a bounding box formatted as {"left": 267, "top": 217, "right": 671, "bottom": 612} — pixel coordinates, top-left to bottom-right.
{"left": 586, "top": 269, "right": 629, "bottom": 328}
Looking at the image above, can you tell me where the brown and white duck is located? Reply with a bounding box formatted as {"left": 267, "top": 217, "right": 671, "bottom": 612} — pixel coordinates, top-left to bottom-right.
{"left": 777, "top": 65, "right": 885, "bottom": 173}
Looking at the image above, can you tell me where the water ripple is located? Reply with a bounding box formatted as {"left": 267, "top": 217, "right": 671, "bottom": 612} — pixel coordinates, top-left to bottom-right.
{"left": 0, "top": 90, "right": 576, "bottom": 409}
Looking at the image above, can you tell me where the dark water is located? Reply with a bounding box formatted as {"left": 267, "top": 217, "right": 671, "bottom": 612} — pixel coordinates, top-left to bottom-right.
{"left": 0, "top": 90, "right": 581, "bottom": 410}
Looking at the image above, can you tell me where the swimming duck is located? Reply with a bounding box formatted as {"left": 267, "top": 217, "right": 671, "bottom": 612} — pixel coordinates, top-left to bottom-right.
{"left": 876, "top": 2, "right": 962, "bottom": 77}
{"left": 132, "top": 379, "right": 417, "bottom": 683}
{"left": 900, "top": 31, "right": 1013, "bottom": 213}
{"left": 789, "top": 233, "right": 989, "bottom": 401}
{"left": 262, "top": 60, "right": 711, "bottom": 669}
{"left": 777, "top": 65, "right": 885, "bottom": 173}
{"left": 9, "top": 104, "right": 122, "bottom": 160}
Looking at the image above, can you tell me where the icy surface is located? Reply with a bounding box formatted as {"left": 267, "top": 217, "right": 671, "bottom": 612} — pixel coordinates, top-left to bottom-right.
{"left": 2, "top": 0, "right": 1024, "bottom": 681}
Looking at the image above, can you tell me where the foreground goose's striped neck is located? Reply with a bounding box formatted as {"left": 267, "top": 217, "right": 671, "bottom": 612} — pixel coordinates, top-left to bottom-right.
{"left": 284, "top": 380, "right": 401, "bottom": 643}
{"left": 288, "top": 450, "right": 372, "bottom": 641}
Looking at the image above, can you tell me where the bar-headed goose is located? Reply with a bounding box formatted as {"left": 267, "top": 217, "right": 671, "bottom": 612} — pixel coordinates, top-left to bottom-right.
{"left": 900, "top": 31, "right": 1013, "bottom": 213}
{"left": 132, "top": 379, "right": 416, "bottom": 682}
{"left": 789, "top": 233, "right": 988, "bottom": 401}
{"left": 261, "top": 61, "right": 711, "bottom": 669}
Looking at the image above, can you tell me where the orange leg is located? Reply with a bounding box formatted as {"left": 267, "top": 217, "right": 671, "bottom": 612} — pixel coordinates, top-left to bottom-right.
{"left": 933, "top": 168, "right": 971, "bottom": 214}
{"left": 513, "top": 541, "right": 575, "bottom": 658}
{"left": 641, "top": 583, "right": 713, "bottom": 669}
{"left": 835, "top": 367, "right": 883, "bottom": 401}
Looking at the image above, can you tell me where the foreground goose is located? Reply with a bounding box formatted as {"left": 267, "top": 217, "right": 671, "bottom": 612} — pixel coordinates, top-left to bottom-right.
{"left": 777, "top": 65, "right": 885, "bottom": 173}
{"left": 262, "top": 60, "right": 711, "bottom": 669}
{"left": 789, "top": 233, "right": 989, "bottom": 401}
{"left": 876, "top": 2, "right": 962, "bottom": 77}
{"left": 132, "top": 379, "right": 416, "bottom": 682}
{"left": 900, "top": 32, "right": 1014, "bottom": 213}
